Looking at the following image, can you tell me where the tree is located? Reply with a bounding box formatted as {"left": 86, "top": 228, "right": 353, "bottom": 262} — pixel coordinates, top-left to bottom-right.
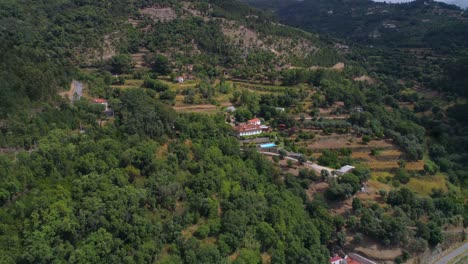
{"left": 340, "top": 173, "right": 361, "bottom": 193}
{"left": 272, "top": 156, "right": 280, "bottom": 164}
{"left": 298, "top": 155, "right": 307, "bottom": 164}
{"left": 143, "top": 78, "right": 169, "bottom": 92}
{"left": 321, "top": 169, "right": 331, "bottom": 181}
{"left": 352, "top": 198, "right": 362, "bottom": 212}
{"left": 353, "top": 233, "right": 363, "bottom": 244}
{"left": 299, "top": 168, "right": 318, "bottom": 181}
{"left": 325, "top": 182, "right": 354, "bottom": 201}
{"left": 234, "top": 108, "right": 253, "bottom": 122}
{"left": 194, "top": 225, "right": 210, "bottom": 239}
{"left": 278, "top": 149, "right": 287, "bottom": 160}
{"left": 394, "top": 169, "right": 410, "bottom": 184}
{"left": 337, "top": 231, "right": 346, "bottom": 246}
{"left": 233, "top": 249, "right": 261, "bottom": 264}
{"left": 415, "top": 221, "right": 430, "bottom": 241}
{"left": 256, "top": 222, "right": 277, "bottom": 251}
{"left": 362, "top": 135, "right": 371, "bottom": 144}
{"left": 146, "top": 54, "right": 171, "bottom": 75}
{"left": 318, "top": 150, "right": 339, "bottom": 168}
{"left": 427, "top": 222, "right": 442, "bottom": 246}
{"left": 110, "top": 54, "right": 133, "bottom": 74}
{"left": 160, "top": 90, "right": 177, "bottom": 101}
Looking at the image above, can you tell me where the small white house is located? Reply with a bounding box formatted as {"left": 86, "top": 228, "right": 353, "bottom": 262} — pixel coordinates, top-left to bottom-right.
{"left": 176, "top": 76, "right": 184, "bottom": 83}
{"left": 275, "top": 107, "right": 285, "bottom": 112}
{"left": 336, "top": 165, "right": 355, "bottom": 176}
{"left": 226, "top": 106, "right": 236, "bottom": 113}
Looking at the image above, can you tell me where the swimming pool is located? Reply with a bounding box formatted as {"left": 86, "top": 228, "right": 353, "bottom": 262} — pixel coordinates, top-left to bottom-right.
{"left": 260, "top": 143, "right": 276, "bottom": 148}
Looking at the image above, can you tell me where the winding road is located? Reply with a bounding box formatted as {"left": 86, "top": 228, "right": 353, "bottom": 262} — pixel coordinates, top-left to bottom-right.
{"left": 433, "top": 242, "right": 468, "bottom": 264}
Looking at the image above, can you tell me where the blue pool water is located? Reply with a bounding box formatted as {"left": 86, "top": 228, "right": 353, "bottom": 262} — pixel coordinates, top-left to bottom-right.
{"left": 260, "top": 143, "right": 276, "bottom": 148}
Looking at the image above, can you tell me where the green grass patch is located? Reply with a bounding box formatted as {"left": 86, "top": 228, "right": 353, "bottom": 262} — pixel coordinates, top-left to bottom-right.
{"left": 406, "top": 173, "right": 447, "bottom": 196}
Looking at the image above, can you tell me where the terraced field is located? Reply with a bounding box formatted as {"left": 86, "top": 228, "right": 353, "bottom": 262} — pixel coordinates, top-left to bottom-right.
{"left": 304, "top": 134, "right": 397, "bottom": 153}
{"left": 305, "top": 132, "right": 445, "bottom": 196}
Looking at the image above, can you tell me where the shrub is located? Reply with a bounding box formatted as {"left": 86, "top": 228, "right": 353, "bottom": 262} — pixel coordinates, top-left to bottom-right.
{"left": 143, "top": 78, "right": 169, "bottom": 92}
{"left": 394, "top": 168, "right": 410, "bottom": 184}
{"left": 353, "top": 233, "right": 363, "bottom": 244}
{"left": 362, "top": 135, "right": 371, "bottom": 144}
{"left": 195, "top": 225, "right": 210, "bottom": 239}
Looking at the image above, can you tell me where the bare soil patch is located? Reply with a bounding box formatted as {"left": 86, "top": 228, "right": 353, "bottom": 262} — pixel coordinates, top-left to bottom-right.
{"left": 351, "top": 243, "right": 402, "bottom": 262}
{"left": 229, "top": 251, "right": 240, "bottom": 262}
{"left": 306, "top": 182, "right": 329, "bottom": 200}
{"left": 261, "top": 253, "right": 272, "bottom": 264}
{"left": 354, "top": 75, "right": 376, "bottom": 84}
{"left": 328, "top": 197, "right": 353, "bottom": 215}
{"left": 356, "top": 185, "right": 386, "bottom": 204}
{"left": 220, "top": 19, "right": 318, "bottom": 65}
{"left": 344, "top": 231, "right": 402, "bottom": 261}
{"left": 76, "top": 32, "right": 119, "bottom": 65}
{"left": 181, "top": 224, "right": 199, "bottom": 238}
{"left": 332, "top": 62, "right": 345, "bottom": 70}
{"left": 139, "top": 7, "right": 177, "bottom": 22}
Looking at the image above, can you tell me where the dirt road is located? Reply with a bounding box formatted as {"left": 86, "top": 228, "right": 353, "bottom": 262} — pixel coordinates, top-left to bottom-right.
{"left": 72, "top": 80, "right": 83, "bottom": 100}
{"left": 61, "top": 80, "right": 84, "bottom": 102}
{"left": 259, "top": 151, "right": 334, "bottom": 174}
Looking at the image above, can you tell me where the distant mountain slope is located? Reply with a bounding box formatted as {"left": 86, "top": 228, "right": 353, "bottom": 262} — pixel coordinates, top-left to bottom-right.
{"left": 131, "top": 1, "right": 335, "bottom": 69}
{"left": 246, "top": 0, "right": 468, "bottom": 50}
{"left": 449, "top": 0, "right": 468, "bottom": 9}
{"left": 0, "top": 0, "right": 339, "bottom": 115}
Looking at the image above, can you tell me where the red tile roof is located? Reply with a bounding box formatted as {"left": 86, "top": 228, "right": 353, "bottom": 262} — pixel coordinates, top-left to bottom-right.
{"left": 330, "top": 255, "right": 343, "bottom": 263}
{"left": 93, "top": 98, "right": 108, "bottom": 103}
{"left": 248, "top": 118, "right": 260, "bottom": 123}
{"left": 235, "top": 124, "right": 262, "bottom": 132}
{"left": 346, "top": 257, "right": 361, "bottom": 264}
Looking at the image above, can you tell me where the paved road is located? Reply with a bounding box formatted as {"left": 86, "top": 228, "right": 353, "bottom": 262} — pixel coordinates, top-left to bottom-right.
{"left": 433, "top": 242, "right": 468, "bottom": 264}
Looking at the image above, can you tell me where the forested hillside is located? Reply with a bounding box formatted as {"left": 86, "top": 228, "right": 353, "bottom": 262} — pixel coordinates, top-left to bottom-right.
{"left": 0, "top": 0, "right": 341, "bottom": 116}
{"left": 247, "top": 0, "right": 468, "bottom": 99}
{"left": 0, "top": 89, "right": 333, "bottom": 263}
{"left": 247, "top": 0, "right": 468, "bottom": 48}
{"left": 0, "top": 0, "right": 336, "bottom": 263}
{"left": 0, "top": 0, "right": 467, "bottom": 264}
{"left": 0, "top": 0, "right": 134, "bottom": 116}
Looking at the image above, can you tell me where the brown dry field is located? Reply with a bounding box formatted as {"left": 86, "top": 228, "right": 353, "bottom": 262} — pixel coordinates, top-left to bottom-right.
{"left": 305, "top": 135, "right": 396, "bottom": 151}
{"left": 355, "top": 246, "right": 402, "bottom": 262}
{"left": 173, "top": 104, "right": 221, "bottom": 113}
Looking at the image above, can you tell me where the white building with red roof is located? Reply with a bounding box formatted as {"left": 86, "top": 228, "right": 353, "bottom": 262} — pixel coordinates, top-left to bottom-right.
{"left": 247, "top": 118, "right": 261, "bottom": 125}
{"left": 235, "top": 123, "right": 263, "bottom": 137}
{"left": 93, "top": 98, "right": 108, "bottom": 111}
{"left": 330, "top": 255, "right": 345, "bottom": 264}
